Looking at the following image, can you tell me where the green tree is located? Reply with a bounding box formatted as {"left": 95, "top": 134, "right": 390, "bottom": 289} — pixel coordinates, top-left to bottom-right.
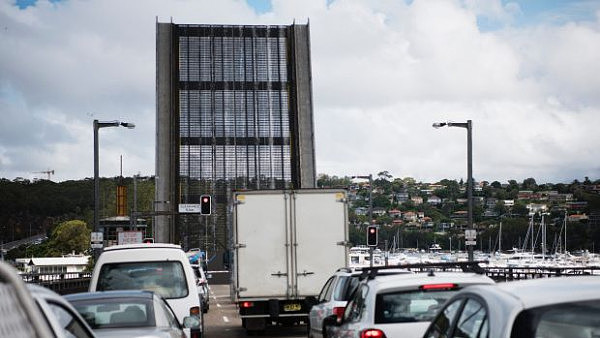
{"left": 48, "top": 220, "right": 90, "bottom": 256}
{"left": 522, "top": 177, "right": 538, "bottom": 191}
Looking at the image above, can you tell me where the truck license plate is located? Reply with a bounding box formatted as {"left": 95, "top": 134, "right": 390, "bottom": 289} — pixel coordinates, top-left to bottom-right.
{"left": 284, "top": 303, "right": 301, "bottom": 312}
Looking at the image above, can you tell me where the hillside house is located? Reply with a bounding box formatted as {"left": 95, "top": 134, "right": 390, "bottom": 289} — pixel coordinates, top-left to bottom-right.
{"left": 388, "top": 209, "right": 401, "bottom": 218}
{"left": 526, "top": 203, "right": 548, "bottom": 215}
{"left": 411, "top": 196, "right": 423, "bottom": 205}
{"left": 427, "top": 196, "right": 442, "bottom": 205}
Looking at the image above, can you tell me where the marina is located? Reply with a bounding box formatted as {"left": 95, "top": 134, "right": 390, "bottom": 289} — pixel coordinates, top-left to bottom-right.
{"left": 348, "top": 246, "right": 600, "bottom": 282}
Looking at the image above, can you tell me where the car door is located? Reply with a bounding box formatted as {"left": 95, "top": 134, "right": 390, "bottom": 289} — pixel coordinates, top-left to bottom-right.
{"left": 452, "top": 298, "right": 488, "bottom": 338}
{"left": 310, "top": 275, "right": 335, "bottom": 337}
{"left": 424, "top": 296, "right": 489, "bottom": 338}
{"left": 336, "top": 284, "right": 370, "bottom": 337}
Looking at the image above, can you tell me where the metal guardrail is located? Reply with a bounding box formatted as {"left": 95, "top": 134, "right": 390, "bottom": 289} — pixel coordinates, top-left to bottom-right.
{"left": 21, "top": 265, "right": 600, "bottom": 295}
{"left": 395, "top": 264, "right": 600, "bottom": 282}
{"left": 20, "top": 272, "right": 91, "bottom": 295}
{"left": 482, "top": 265, "right": 600, "bottom": 282}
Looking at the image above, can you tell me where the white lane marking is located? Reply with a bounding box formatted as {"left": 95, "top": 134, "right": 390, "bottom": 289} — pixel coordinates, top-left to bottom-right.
{"left": 223, "top": 316, "right": 230, "bottom": 323}
{"left": 217, "top": 303, "right": 222, "bottom": 308}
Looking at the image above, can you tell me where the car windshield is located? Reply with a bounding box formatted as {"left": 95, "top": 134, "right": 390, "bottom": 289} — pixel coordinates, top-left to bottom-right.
{"left": 69, "top": 296, "right": 154, "bottom": 329}
{"left": 512, "top": 300, "right": 600, "bottom": 338}
{"left": 375, "top": 289, "right": 456, "bottom": 324}
{"left": 97, "top": 261, "right": 188, "bottom": 299}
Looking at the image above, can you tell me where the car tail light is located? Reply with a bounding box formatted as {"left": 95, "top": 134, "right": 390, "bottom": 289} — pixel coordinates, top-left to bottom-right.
{"left": 361, "top": 328, "right": 386, "bottom": 338}
{"left": 333, "top": 306, "right": 345, "bottom": 319}
{"left": 420, "top": 283, "right": 457, "bottom": 290}
{"left": 190, "top": 306, "right": 200, "bottom": 315}
{"left": 240, "top": 301, "right": 254, "bottom": 308}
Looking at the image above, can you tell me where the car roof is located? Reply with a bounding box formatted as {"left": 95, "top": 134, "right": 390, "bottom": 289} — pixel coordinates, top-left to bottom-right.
{"left": 65, "top": 290, "right": 156, "bottom": 302}
{"left": 369, "top": 271, "right": 495, "bottom": 291}
{"left": 495, "top": 275, "right": 600, "bottom": 308}
{"left": 333, "top": 267, "right": 364, "bottom": 276}
{"left": 437, "top": 276, "right": 600, "bottom": 338}
{"left": 27, "top": 283, "right": 68, "bottom": 301}
{"left": 102, "top": 243, "right": 182, "bottom": 251}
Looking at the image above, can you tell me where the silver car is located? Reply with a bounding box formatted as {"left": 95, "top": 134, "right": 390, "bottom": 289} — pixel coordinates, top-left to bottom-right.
{"left": 308, "top": 268, "right": 362, "bottom": 338}
{"left": 423, "top": 275, "right": 600, "bottom": 338}
{"left": 65, "top": 290, "right": 200, "bottom": 338}
{"left": 28, "top": 284, "right": 97, "bottom": 338}
{"left": 325, "top": 264, "right": 495, "bottom": 338}
{"left": 191, "top": 263, "right": 211, "bottom": 313}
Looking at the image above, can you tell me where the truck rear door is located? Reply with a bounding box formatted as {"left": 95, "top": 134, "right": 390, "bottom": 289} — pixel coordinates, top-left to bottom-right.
{"left": 235, "top": 192, "right": 290, "bottom": 298}
{"left": 293, "top": 190, "right": 348, "bottom": 297}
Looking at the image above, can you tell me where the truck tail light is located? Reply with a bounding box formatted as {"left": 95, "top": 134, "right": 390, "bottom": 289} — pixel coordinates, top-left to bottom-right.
{"left": 240, "top": 301, "right": 254, "bottom": 308}
{"left": 333, "top": 306, "right": 345, "bottom": 319}
{"left": 361, "top": 328, "right": 386, "bottom": 338}
{"left": 420, "top": 283, "right": 457, "bottom": 290}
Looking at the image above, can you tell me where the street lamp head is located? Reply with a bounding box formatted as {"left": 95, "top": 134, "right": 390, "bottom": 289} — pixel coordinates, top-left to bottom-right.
{"left": 432, "top": 122, "right": 447, "bottom": 129}
{"left": 121, "top": 122, "right": 135, "bottom": 129}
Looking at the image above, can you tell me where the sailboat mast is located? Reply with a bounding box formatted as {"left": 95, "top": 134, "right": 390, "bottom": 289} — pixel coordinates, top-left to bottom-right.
{"left": 541, "top": 213, "right": 546, "bottom": 259}
{"left": 499, "top": 222, "right": 502, "bottom": 253}
{"left": 564, "top": 211, "right": 568, "bottom": 255}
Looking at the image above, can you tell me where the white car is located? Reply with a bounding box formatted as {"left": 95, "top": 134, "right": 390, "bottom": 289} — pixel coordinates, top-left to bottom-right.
{"left": 324, "top": 263, "right": 495, "bottom": 338}
{"left": 423, "top": 275, "right": 600, "bottom": 338}
{"left": 309, "top": 268, "right": 363, "bottom": 338}
{"left": 88, "top": 243, "right": 203, "bottom": 336}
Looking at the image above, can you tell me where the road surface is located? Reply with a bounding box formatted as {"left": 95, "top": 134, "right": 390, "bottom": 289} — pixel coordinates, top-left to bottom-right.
{"left": 204, "top": 284, "right": 309, "bottom": 337}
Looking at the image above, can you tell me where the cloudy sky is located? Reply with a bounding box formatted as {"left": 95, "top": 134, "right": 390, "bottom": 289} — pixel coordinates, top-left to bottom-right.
{"left": 1, "top": 0, "right": 599, "bottom": 184}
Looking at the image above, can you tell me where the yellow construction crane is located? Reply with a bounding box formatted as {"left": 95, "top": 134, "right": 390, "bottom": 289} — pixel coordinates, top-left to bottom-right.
{"left": 32, "top": 170, "right": 55, "bottom": 180}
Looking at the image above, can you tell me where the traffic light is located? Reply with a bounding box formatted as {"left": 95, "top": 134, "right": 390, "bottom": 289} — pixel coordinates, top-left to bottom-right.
{"left": 367, "top": 225, "right": 378, "bottom": 246}
{"left": 143, "top": 238, "right": 154, "bottom": 244}
{"left": 200, "top": 195, "right": 211, "bottom": 215}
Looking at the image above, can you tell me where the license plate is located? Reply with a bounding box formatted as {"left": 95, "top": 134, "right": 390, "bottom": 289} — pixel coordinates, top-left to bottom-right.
{"left": 284, "top": 303, "right": 301, "bottom": 312}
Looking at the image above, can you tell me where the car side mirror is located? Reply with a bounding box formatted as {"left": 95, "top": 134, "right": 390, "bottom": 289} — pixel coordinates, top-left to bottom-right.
{"left": 183, "top": 316, "right": 201, "bottom": 329}
{"left": 323, "top": 313, "right": 342, "bottom": 327}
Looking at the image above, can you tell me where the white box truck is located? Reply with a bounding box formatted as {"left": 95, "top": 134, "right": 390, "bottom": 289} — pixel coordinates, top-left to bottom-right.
{"left": 231, "top": 189, "right": 349, "bottom": 333}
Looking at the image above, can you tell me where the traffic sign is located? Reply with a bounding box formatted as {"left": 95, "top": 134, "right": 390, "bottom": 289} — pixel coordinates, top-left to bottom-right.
{"left": 118, "top": 231, "right": 143, "bottom": 245}
{"left": 465, "top": 240, "right": 477, "bottom": 246}
{"left": 91, "top": 232, "right": 103, "bottom": 242}
{"left": 91, "top": 232, "right": 103, "bottom": 248}
{"left": 178, "top": 204, "right": 201, "bottom": 213}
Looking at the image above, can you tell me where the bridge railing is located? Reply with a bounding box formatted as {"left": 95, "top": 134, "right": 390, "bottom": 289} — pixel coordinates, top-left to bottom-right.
{"left": 20, "top": 272, "right": 91, "bottom": 295}
{"left": 20, "top": 265, "right": 600, "bottom": 294}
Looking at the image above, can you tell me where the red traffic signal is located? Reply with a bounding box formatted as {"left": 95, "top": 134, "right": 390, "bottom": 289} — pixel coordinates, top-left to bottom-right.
{"left": 367, "top": 226, "right": 378, "bottom": 246}
{"left": 200, "top": 195, "right": 212, "bottom": 215}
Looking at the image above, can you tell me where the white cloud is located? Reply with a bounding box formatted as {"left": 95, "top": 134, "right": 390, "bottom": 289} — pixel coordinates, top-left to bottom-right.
{"left": 1, "top": 0, "right": 599, "bottom": 183}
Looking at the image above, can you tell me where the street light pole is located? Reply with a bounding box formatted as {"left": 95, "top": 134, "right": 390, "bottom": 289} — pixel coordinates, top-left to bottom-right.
{"left": 433, "top": 120, "right": 474, "bottom": 261}
{"left": 93, "top": 120, "right": 135, "bottom": 254}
